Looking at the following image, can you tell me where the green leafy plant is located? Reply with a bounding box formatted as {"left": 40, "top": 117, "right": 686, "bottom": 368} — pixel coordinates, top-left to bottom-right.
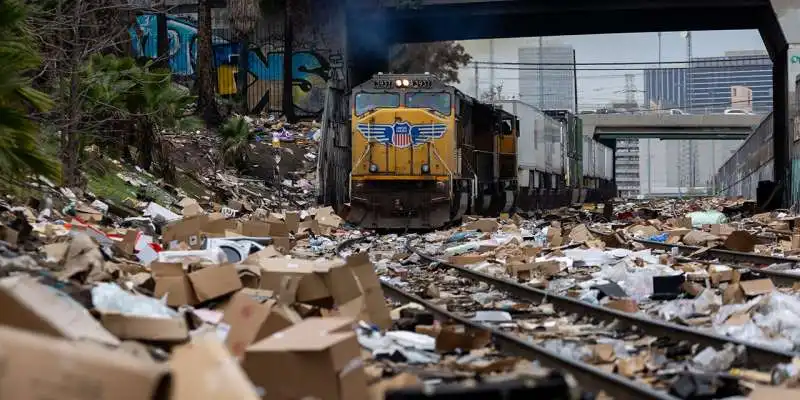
{"left": 0, "top": 0, "right": 60, "bottom": 181}
{"left": 80, "top": 54, "right": 202, "bottom": 179}
{"left": 219, "top": 116, "right": 254, "bottom": 171}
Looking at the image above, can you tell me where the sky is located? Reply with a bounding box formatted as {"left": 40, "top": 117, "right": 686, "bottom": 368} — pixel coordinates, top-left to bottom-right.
{"left": 456, "top": 30, "right": 769, "bottom": 108}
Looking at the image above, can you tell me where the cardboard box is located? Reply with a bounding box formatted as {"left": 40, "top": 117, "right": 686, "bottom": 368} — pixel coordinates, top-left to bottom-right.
{"left": 332, "top": 254, "right": 392, "bottom": 330}
{"left": 244, "top": 317, "right": 368, "bottom": 400}
{"left": 170, "top": 335, "right": 261, "bottom": 400}
{"left": 259, "top": 254, "right": 391, "bottom": 329}
{"left": 100, "top": 313, "right": 189, "bottom": 343}
{"left": 215, "top": 291, "right": 299, "bottom": 357}
{"left": 152, "top": 263, "right": 242, "bottom": 306}
{"left": 0, "top": 324, "right": 169, "bottom": 400}
{"left": 0, "top": 276, "right": 119, "bottom": 346}
{"left": 259, "top": 257, "right": 332, "bottom": 304}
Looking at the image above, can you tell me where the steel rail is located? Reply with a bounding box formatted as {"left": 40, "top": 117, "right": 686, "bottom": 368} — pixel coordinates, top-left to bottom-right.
{"left": 405, "top": 241, "right": 795, "bottom": 367}
{"left": 635, "top": 239, "right": 800, "bottom": 286}
{"left": 379, "top": 281, "right": 678, "bottom": 400}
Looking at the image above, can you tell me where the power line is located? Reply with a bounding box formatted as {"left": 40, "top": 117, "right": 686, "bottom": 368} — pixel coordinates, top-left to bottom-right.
{"left": 471, "top": 56, "right": 771, "bottom": 66}
{"left": 474, "top": 65, "right": 773, "bottom": 71}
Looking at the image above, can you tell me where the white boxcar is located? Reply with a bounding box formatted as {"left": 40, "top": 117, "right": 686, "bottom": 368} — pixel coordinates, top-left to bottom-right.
{"left": 604, "top": 145, "right": 614, "bottom": 180}
{"left": 494, "top": 100, "right": 564, "bottom": 186}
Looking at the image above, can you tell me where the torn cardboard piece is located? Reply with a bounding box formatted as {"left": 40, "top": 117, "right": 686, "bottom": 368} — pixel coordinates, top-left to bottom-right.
{"left": 0, "top": 276, "right": 119, "bottom": 346}
{"left": 170, "top": 335, "right": 261, "bottom": 400}
{"left": 0, "top": 324, "right": 168, "bottom": 400}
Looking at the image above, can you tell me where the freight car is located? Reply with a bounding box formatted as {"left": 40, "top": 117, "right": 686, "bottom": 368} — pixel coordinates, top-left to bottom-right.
{"left": 317, "top": 73, "right": 616, "bottom": 229}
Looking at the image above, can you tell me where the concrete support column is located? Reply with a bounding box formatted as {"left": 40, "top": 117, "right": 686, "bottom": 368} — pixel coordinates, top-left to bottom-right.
{"left": 773, "top": 47, "right": 791, "bottom": 207}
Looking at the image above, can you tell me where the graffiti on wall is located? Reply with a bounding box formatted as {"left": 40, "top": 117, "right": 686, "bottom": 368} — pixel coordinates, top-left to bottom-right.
{"left": 129, "top": 14, "right": 344, "bottom": 115}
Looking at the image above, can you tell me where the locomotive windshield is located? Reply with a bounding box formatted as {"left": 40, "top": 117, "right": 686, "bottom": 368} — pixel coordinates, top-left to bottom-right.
{"left": 354, "top": 92, "right": 400, "bottom": 115}
{"left": 405, "top": 92, "right": 451, "bottom": 115}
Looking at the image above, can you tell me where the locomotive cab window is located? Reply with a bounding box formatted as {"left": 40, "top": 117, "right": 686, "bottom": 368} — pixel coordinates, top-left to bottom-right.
{"left": 405, "top": 92, "right": 451, "bottom": 115}
{"left": 354, "top": 92, "right": 400, "bottom": 115}
{"left": 501, "top": 120, "right": 513, "bottom": 136}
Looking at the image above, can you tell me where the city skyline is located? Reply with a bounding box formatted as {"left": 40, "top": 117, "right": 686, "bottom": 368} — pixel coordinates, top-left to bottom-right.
{"left": 455, "top": 29, "right": 768, "bottom": 108}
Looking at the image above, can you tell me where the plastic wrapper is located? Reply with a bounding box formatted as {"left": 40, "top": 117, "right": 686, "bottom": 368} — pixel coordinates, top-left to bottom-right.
{"left": 687, "top": 210, "right": 728, "bottom": 227}
{"left": 91, "top": 282, "right": 177, "bottom": 318}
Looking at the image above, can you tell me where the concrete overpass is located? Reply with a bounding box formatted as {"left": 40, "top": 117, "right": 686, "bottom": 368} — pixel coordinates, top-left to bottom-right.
{"left": 580, "top": 114, "right": 766, "bottom": 144}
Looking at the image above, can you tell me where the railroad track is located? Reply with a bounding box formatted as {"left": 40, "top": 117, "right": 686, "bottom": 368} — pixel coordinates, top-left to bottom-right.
{"left": 634, "top": 239, "right": 800, "bottom": 286}
{"left": 336, "top": 236, "right": 677, "bottom": 399}
{"left": 336, "top": 236, "right": 797, "bottom": 399}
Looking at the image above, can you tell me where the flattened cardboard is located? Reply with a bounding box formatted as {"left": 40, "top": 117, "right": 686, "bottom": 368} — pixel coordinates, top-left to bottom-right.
{"left": 605, "top": 298, "right": 638, "bottom": 313}
{"left": 244, "top": 317, "right": 368, "bottom": 400}
{"left": 188, "top": 264, "right": 243, "bottom": 302}
{"left": 739, "top": 279, "right": 775, "bottom": 296}
{"left": 0, "top": 276, "right": 119, "bottom": 346}
{"left": 100, "top": 313, "right": 188, "bottom": 342}
{"left": 723, "top": 230, "right": 756, "bottom": 252}
{"left": 0, "top": 324, "right": 168, "bottom": 400}
{"left": 464, "top": 218, "right": 499, "bottom": 232}
{"left": 170, "top": 335, "right": 261, "bottom": 400}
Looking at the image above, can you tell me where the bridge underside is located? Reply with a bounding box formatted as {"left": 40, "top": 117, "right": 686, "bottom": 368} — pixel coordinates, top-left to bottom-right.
{"left": 594, "top": 129, "right": 752, "bottom": 141}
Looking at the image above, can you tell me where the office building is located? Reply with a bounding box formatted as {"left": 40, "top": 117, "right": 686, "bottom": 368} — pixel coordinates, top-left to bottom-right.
{"left": 642, "top": 50, "right": 772, "bottom": 114}
{"left": 643, "top": 68, "right": 688, "bottom": 110}
{"left": 615, "top": 138, "right": 741, "bottom": 197}
{"left": 518, "top": 44, "right": 576, "bottom": 111}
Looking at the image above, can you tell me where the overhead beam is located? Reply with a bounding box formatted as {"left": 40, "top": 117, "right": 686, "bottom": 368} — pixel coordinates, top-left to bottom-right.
{"left": 359, "top": 3, "right": 770, "bottom": 43}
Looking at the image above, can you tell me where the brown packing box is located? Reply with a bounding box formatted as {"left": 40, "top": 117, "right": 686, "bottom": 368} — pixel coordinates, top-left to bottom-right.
{"left": 99, "top": 313, "right": 189, "bottom": 343}
{"left": 330, "top": 253, "right": 392, "bottom": 330}
{"left": 259, "top": 257, "right": 332, "bottom": 304}
{"left": 0, "top": 276, "right": 119, "bottom": 346}
{"left": 152, "top": 262, "right": 242, "bottom": 306}
{"left": 152, "top": 263, "right": 198, "bottom": 306}
{"left": 170, "top": 335, "right": 261, "bottom": 400}
{"left": 244, "top": 317, "right": 368, "bottom": 400}
{"left": 0, "top": 324, "right": 169, "bottom": 400}
{"left": 162, "top": 214, "right": 213, "bottom": 248}
{"left": 189, "top": 263, "right": 243, "bottom": 302}
{"left": 260, "top": 254, "right": 391, "bottom": 329}
{"left": 215, "top": 291, "right": 299, "bottom": 357}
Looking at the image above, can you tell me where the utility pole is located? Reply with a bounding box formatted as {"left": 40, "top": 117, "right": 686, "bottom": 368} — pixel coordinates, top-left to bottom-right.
{"left": 473, "top": 62, "right": 479, "bottom": 98}
{"left": 538, "top": 37, "right": 544, "bottom": 109}
{"left": 489, "top": 39, "right": 495, "bottom": 101}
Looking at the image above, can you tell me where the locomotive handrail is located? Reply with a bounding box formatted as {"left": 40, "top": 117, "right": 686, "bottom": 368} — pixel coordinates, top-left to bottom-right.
{"left": 430, "top": 143, "right": 454, "bottom": 193}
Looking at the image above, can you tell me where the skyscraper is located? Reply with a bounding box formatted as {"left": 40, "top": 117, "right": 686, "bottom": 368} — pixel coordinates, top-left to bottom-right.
{"left": 642, "top": 50, "right": 772, "bottom": 114}
{"left": 518, "top": 42, "right": 576, "bottom": 111}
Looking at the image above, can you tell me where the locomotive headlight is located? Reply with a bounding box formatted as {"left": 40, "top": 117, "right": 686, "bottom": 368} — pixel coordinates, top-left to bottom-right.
{"left": 395, "top": 79, "right": 402, "bottom": 87}
{"left": 421, "top": 164, "right": 430, "bottom": 173}
{"left": 402, "top": 79, "right": 410, "bottom": 87}
{"left": 369, "top": 163, "right": 379, "bottom": 173}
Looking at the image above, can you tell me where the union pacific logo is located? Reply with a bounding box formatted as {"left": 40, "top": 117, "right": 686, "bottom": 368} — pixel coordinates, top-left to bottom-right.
{"left": 355, "top": 121, "right": 447, "bottom": 149}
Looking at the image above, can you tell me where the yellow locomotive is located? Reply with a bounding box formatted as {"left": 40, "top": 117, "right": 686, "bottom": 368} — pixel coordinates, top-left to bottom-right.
{"left": 317, "top": 73, "right": 615, "bottom": 230}
{"left": 346, "top": 73, "right": 518, "bottom": 229}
